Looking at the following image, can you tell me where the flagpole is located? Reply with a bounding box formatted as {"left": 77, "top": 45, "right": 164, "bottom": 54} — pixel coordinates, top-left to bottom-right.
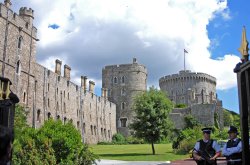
{"left": 184, "top": 50, "right": 186, "bottom": 71}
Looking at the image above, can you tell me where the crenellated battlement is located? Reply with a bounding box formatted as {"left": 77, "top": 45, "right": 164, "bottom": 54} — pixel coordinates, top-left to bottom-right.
{"left": 19, "top": 7, "right": 34, "bottom": 18}
{"left": 0, "top": 3, "right": 37, "bottom": 36}
{"left": 159, "top": 70, "right": 216, "bottom": 85}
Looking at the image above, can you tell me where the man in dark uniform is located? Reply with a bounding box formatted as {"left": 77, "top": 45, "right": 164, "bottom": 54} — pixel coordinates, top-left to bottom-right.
{"left": 223, "top": 126, "right": 242, "bottom": 165}
{"left": 0, "top": 126, "right": 13, "bottom": 165}
{"left": 193, "top": 127, "right": 221, "bottom": 165}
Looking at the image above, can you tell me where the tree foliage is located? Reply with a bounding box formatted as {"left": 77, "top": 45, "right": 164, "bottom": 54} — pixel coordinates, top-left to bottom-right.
{"left": 12, "top": 105, "right": 98, "bottom": 165}
{"left": 130, "top": 87, "right": 173, "bottom": 155}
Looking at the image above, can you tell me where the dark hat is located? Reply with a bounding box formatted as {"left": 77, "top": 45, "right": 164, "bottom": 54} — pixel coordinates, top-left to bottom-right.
{"left": 202, "top": 127, "right": 212, "bottom": 134}
{"left": 228, "top": 126, "right": 238, "bottom": 134}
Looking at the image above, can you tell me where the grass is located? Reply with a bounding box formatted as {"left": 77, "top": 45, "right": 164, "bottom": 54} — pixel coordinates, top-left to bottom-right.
{"left": 90, "top": 143, "right": 188, "bottom": 161}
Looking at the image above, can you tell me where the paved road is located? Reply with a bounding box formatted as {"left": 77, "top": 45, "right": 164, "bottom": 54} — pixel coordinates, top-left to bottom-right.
{"left": 96, "top": 158, "right": 227, "bottom": 165}
{"left": 96, "top": 159, "right": 171, "bottom": 165}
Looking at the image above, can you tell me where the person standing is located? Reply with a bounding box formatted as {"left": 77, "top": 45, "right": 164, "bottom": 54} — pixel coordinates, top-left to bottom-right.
{"left": 223, "top": 126, "right": 242, "bottom": 165}
{"left": 193, "top": 127, "right": 221, "bottom": 165}
{"left": 0, "top": 126, "right": 13, "bottom": 165}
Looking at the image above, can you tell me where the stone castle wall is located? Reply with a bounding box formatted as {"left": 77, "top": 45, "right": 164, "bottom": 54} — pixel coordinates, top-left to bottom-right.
{"left": 159, "top": 70, "right": 217, "bottom": 105}
{"left": 102, "top": 58, "right": 147, "bottom": 136}
{"left": 0, "top": 2, "right": 116, "bottom": 144}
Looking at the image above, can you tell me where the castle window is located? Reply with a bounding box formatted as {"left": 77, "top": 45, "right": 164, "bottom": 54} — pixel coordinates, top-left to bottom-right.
{"left": 90, "top": 125, "right": 93, "bottom": 135}
{"left": 83, "top": 123, "right": 86, "bottom": 133}
{"left": 64, "top": 102, "right": 66, "bottom": 113}
{"left": 48, "top": 98, "right": 50, "bottom": 107}
{"left": 68, "top": 93, "right": 69, "bottom": 100}
{"left": 120, "top": 118, "right": 127, "bottom": 127}
{"left": 77, "top": 121, "right": 80, "bottom": 129}
{"left": 104, "top": 129, "right": 107, "bottom": 138}
{"left": 100, "top": 117, "right": 102, "bottom": 124}
{"left": 90, "top": 103, "right": 91, "bottom": 109}
{"left": 94, "top": 126, "right": 97, "bottom": 135}
{"left": 37, "top": 109, "right": 41, "bottom": 122}
{"left": 57, "top": 88, "right": 58, "bottom": 95}
{"left": 17, "top": 36, "right": 23, "bottom": 49}
{"left": 121, "top": 76, "right": 125, "bottom": 83}
{"left": 23, "top": 92, "right": 26, "bottom": 103}
{"left": 64, "top": 91, "right": 65, "bottom": 98}
{"left": 48, "top": 83, "right": 50, "bottom": 91}
{"left": 121, "top": 88, "right": 125, "bottom": 96}
{"left": 58, "top": 76, "right": 60, "bottom": 82}
{"left": 114, "top": 77, "right": 118, "bottom": 84}
{"left": 121, "top": 102, "right": 125, "bottom": 110}
{"left": 101, "top": 128, "right": 103, "bottom": 136}
{"left": 48, "top": 112, "right": 51, "bottom": 119}
{"left": 16, "top": 60, "right": 21, "bottom": 75}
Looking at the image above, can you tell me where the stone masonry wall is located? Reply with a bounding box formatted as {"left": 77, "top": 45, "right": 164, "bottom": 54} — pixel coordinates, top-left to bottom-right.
{"left": 0, "top": 2, "right": 116, "bottom": 144}
{"left": 102, "top": 58, "right": 147, "bottom": 136}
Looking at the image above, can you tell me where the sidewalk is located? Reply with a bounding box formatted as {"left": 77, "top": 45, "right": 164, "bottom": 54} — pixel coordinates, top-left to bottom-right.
{"left": 171, "top": 158, "right": 227, "bottom": 165}
{"left": 96, "top": 159, "right": 171, "bottom": 165}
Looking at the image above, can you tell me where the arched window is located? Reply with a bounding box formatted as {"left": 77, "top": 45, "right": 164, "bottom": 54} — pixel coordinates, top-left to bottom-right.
{"left": 121, "top": 76, "right": 125, "bottom": 83}
{"left": 23, "top": 92, "right": 26, "bottom": 103}
{"left": 77, "top": 121, "right": 80, "bottom": 129}
{"left": 121, "top": 88, "right": 125, "bottom": 96}
{"left": 37, "top": 109, "right": 41, "bottom": 122}
{"left": 120, "top": 118, "right": 127, "bottom": 127}
{"left": 17, "top": 36, "right": 23, "bottom": 49}
{"left": 16, "top": 60, "right": 21, "bottom": 75}
{"left": 48, "top": 98, "right": 50, "bottom": 107}
{"left": 48, "top": 112, "right": 51, "bottom": 119}
{"left": 114, "top": 77, "right": 118, "bottom": 84}
{"left": 91, "top": 125, "right": 93, "bottom": 135}
{"left": 121, "top": 102, "right": 125, "bottom": 110}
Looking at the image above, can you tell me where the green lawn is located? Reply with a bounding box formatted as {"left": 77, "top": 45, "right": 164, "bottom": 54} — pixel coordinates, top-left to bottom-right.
{"left": 90, "top": 143, "right": 188, "bottom": 161}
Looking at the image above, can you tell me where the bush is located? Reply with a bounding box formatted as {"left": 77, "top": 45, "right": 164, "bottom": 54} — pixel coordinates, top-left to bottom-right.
{"left": 126, "top": 136, "right": 145, "bottom": 144}
{"left": 97, "top": 141, "right": 113, "bottom": 145}
{"left": 175, "top": 104, "right": 187, "bottom": 108}
{"left": 112, "top": 133, "right": 126, "bottom": 144}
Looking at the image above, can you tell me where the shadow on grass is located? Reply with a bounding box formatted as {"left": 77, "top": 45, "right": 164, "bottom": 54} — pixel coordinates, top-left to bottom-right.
{"left": 99, "top": 153, "right": 156, "bottom": 157}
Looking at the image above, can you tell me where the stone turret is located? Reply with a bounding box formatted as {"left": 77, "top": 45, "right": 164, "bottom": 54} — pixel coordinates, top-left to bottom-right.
{"left": 55, "top": 59, "right": 62, "bottom": 75}
{"left": 64, "top": 64, "right": 71, "bottom": 80}
{"left": 4, "top": 0, "right": 11, "bottom": 8}
{"left": 89, "top": 81, "right": 95, "bottom": 93}
{"left": 102, "top": 58, "right": 147, "bottom": 136}
{"left": 19, "top": 7, "right": 34, "bottom": 25}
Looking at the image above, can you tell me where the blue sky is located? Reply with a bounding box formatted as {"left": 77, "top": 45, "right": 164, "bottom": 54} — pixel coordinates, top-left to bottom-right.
{"left": 207, "top": 0, "right": 249, "bottom": 112}
{"left": 11, "top": 0, "right": 247, "bottom": 113}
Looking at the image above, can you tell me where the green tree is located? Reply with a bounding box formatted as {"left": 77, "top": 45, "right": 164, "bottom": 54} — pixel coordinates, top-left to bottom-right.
{"left": 184, "top": 114, "right": 201, "bottom": 129}
{"left": 130, "top": 87, "right": 173, "bottom": 155}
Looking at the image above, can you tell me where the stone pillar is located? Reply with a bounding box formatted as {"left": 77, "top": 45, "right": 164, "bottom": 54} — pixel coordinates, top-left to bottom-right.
{"left": 89, "top": 81, "right": 95, "bottom": 93}
{"left": 64, "top": 65, "right": 71, "bottom": 80}
{"left": 55, "top": 59, "right": 62, "bottom": 75}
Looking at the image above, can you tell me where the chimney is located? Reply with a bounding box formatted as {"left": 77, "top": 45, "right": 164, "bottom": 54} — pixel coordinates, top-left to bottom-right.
{"left": 89, "top": 81, "right": 95, "bottom": 93}
{"left": 19, "top": 7, "right": 34, "bottom": 25}
{"left": 4, "top": 0, "right": 12, "bottom": 8}
{"left": 101, "top": 88, "right": 105, "bottom": 97}
{"left": 81, "top": 76, "right": 88, "bottom": 92}
{"left": 55, "top": 59, "right": 62, "bottom": 75}
{"left": 133, "top": 58, "right": 137, "bottom": 64}
{"left": 64, "top": 64, "right": 71, "bottom": 80}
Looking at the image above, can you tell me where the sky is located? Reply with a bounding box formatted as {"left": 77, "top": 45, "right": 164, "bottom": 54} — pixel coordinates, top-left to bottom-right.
{"left": 10, "top": 0, "right": 249, "bottom": 113}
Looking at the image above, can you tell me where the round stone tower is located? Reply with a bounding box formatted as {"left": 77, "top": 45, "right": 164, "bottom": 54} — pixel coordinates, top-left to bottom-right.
{"left": 159, "top": 70, "right": 217, "bottom": 106}
{"left": 102, "top": 58, "right": 147, "bottom": 136}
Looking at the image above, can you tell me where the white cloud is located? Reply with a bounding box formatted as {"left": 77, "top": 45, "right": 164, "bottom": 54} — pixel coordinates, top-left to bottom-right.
{"left": 12, "top": 0, "right": 238, "bottom": 91}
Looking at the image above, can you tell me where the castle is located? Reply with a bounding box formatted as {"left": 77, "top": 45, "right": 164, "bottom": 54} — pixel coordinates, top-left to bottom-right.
{"left": 159, "top": 70, "right": 224, "bottom": 129}
{"left": 0, "top": 0, "right": 223, "bottom": 143}
{"left": 0, "top": 0, "right": 116, "bottom": 144}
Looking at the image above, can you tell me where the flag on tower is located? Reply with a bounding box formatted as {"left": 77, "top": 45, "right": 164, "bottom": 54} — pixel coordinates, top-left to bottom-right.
{"left": 184, "top": 49, "right": 188, "bottom": 53}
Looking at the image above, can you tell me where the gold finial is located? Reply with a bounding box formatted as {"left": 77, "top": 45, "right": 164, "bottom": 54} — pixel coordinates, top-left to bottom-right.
{"left": 238, "top": 26, "right": 249, "bottom": 61}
